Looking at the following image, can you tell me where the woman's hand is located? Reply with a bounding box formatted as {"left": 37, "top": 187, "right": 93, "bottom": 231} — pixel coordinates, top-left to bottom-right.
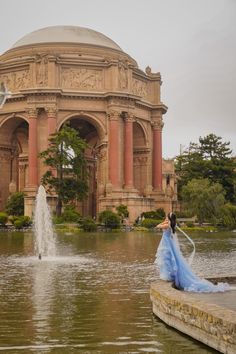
{"left": 155, "top": 219, "right": 169, "bottom": 229}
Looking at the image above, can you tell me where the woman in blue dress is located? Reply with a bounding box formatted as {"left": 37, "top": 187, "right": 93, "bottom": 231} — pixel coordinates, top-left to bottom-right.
{"left": 155, "top": 212, "right": 230, "bottom": 292}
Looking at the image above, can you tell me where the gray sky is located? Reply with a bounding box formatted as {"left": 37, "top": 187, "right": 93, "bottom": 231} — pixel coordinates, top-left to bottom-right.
{"left": 1, "top": 0, "right": 235, "bottom": 158}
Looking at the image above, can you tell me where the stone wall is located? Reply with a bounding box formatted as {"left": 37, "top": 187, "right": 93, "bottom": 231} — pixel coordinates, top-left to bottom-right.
{"left": 150, "top": 280, "right": 236, "bottom": 354}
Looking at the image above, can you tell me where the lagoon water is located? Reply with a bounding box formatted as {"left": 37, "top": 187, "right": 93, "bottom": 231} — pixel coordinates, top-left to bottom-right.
{"left": 0, "top": 230, "right": 235, "bottom": 353}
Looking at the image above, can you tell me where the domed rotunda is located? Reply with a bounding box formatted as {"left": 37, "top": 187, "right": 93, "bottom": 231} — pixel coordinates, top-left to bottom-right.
{"left": 0, "top": 26, "right": 177, "bottom": 220}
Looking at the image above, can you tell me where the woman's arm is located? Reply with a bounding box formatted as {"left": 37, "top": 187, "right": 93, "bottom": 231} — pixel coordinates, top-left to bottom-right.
{"left": 155, "top": 220, "right": 169, "bottom": 229}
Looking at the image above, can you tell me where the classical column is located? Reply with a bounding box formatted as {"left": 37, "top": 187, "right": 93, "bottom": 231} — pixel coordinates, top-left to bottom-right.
{"left": 46, "top": 106, "right": 57, "bottom": 139}
{"left": 107, "top": 110, "right": 120, "bottom": 188}
{"left": 152, "top": 116, "right": 164, "bottom": 191}
{"left": 124, "top": 113, "right": 134, "bottom": 189}
{"left": 27, "top": 108, "right": 38, "bottom": 186}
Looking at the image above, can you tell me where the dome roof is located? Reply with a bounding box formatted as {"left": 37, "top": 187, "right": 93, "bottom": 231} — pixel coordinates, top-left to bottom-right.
{"left": 12, "top": 26, "right": 122, "bottom": 51}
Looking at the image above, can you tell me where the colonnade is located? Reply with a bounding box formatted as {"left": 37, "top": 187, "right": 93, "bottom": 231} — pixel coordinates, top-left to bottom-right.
{"left": 107, "top": 110, "right": 163, "bottom": 192}
{"left": 27, "top": 108, "right": 163, "bottom": 192}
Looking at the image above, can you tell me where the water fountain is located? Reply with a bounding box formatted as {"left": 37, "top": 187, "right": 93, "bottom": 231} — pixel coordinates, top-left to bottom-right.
{"left": 34, "top": 185, "right": 56, "bottom": 259}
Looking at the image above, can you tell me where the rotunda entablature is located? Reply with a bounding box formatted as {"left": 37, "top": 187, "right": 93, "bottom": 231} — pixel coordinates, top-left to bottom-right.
{"left": 0, "top": 26, "right": 167, "bottom": 113}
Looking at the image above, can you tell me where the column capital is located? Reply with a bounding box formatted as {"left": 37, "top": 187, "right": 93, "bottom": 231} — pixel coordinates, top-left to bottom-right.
{"left": 26, "top": 107, "right": 38, "bottom": 119}
{"left": 107, "top": 109, "right": 121, "bottom": 121}
{"left": 123, "top": 112, "right": 135, "bottom": 122}
{"left": 45, "top": 106, "right": 57, "bottom": 118}
{"left": 151, "top": 117, "right": 164, "bottom": 130}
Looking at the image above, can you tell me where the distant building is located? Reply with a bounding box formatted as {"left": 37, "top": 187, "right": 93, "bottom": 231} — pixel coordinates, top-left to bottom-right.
{"left": 0, "top": 26, "right": 177, "bottom": 221}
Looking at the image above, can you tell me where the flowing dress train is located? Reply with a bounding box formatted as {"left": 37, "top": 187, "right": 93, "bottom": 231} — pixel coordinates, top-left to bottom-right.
{"left": 155, "top": 228, "right": 229, "bottom": 292}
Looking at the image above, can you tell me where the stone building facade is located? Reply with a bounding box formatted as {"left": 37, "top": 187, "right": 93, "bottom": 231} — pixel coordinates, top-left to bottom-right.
{"left": 0, "top": 26, "right": 177, "bottom": 221}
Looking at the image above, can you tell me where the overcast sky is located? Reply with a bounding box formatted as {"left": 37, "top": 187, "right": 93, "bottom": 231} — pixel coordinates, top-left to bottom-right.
{"left": 1, "top": 0, "right": 235, "bottom": 158}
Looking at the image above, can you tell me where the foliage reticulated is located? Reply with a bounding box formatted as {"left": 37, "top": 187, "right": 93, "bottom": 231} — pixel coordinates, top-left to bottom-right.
{"left": 0, "top": 212, "right": 8, "bottom": 225}
{"left": 175, "top": 134, "right": 236, "bottom": 202}
{"left": 62, "top": 205, "right": 81, "bottom": 223}
{"left": 141, "top": 218, "right": 162, "bottom": 229}
{"left": 218, "top": 204, "right": 236, "bottom": 229}
{"left": 5, "top": 192, "right": 24, "bottom": 216}
{"left": 181, "top": 178, "right": 225, "bottom": 224}
{"left": 98, "top": 210, "right": 120, "bottom": 229}
{"left": 39, "top": 125, "right": 89, "bottom": 216}
{"left": 142, "top": 208, "right": 165, "bottom": 220}
{"left": 116, "top": 204, "right": 129, "bottom": 220}
{"left": 81, "top": 217, "right": 97, "bottom": 232}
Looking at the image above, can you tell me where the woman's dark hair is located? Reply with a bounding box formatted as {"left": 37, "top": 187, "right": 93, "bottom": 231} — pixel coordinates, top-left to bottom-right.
{"left": 168, "top": 212, "right": 176, "bottom": 234}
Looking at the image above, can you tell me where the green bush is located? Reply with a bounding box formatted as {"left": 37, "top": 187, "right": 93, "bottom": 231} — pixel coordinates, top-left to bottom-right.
{"left": 218, "top": 204, "right": 236, "bottom": 229}
{"left": 116, "top": 204, "right": 129, "bottom": 219}
{"left": 142, "top": 208, "right": 165, "bottom": 220}
{"left": 0, "top": 212, "right": 8, "bottom": 225}
{"left": 8, "top": 215, "right": 18, "bottom": 224}
{"left": 53, "top": 216, "right": 64, "bottom": 224}
{"left": 14, "top": 219, "right": 24, "bottom": 229}
{"left": 81, "top": 217, "right": 97, "bottom": 232}
{"left": 5, "top": 192, "right": 24, "bottom": 216}
{"left": 12, "top": 216, "right": 31, "bottom": 229}
{"left": 19, "top": 216, "right": 31, "bottom": 226}
{"left": 141, "top": 218, "right": 161, "bottom": 229}
{"left": 62, "top": 210, "right": 81, "bottom": 222}
{"left": 99, "top": 210, "right": 120, "bottom": 229}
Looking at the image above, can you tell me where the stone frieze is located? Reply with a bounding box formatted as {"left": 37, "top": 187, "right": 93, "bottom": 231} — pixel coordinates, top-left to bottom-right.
{"left": 0, "top": 70, "right": 30, "bottom": 92}
{"left": 61, "top": 67, "right": 103, "bottom": 90}
{"left": 132, "top": 78, "right": 147, "bottom": 97}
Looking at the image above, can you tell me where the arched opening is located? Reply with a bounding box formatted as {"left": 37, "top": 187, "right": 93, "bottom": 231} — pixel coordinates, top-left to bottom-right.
{"left": 0, "top": 117, "right": 29, "bottom": 210}
{"left": 62, "top": 116, "right": 100, "bottom": 217}
{"left": 133, "top": 122, "right": 148, "bottom": 196}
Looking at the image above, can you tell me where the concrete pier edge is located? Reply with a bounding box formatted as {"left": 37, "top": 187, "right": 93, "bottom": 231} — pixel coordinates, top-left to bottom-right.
{"left": 150, "top": 276, "right": 236, "bottom": 354}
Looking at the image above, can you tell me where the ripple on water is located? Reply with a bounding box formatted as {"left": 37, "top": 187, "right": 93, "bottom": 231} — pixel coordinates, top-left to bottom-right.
{"left": 0, "top": 230, "right": 234, "bottom": 354}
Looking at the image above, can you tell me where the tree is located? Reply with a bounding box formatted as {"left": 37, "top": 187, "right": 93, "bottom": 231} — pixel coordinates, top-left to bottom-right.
{"left": 39, "top": 125, "right": 88, "bottom": 216}
{"left": 116, "top": 204, "right": 129, "bottom": 221}
{"left": 142, "top": 208, "right": 165, "bottom": 220}
{"left": 175, "top": 134, "right": 236, "bottom": 202}
{"left": 98, "top": 210, "right": 120, "bottom": 229}
{"left": 5, "top": 192, "right": 24, "bottom": 216}
{"left": 181, "top": 178, "right": 225, "bottom": 224}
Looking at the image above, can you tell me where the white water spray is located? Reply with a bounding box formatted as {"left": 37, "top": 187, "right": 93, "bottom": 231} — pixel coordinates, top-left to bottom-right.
{"left": 34, "top": 185, "right": 56, "bottom": 258}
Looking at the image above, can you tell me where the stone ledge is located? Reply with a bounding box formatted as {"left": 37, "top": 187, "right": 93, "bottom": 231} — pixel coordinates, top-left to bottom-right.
{"left": 150, "top": 278, "right": 236, "bottom": 354}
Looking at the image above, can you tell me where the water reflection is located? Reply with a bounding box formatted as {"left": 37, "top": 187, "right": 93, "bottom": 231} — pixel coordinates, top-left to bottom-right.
{"left": 0, "top": 230, "right": 234, "bottom": 353}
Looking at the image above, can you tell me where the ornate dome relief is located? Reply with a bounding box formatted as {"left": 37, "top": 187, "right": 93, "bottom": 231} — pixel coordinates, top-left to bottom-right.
{"left": 12, "top": 26, "right": 123, "bottom": 52}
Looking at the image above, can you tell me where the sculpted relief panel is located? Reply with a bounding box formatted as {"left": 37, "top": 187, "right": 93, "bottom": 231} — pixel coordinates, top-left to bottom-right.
{"left": 118, "top": 62, "right": 128, "bottom": 89}
{"left": 0, "top": 70, "right": 29, "bottom": 92}
{"left": 36, "top": 55, "right": 48, "bottom": 86}
{"left": 132, "top": 78, "right": 147, "bottom": 98}
{"left": 61, "top": 67, "right": 103, "bottom": 90}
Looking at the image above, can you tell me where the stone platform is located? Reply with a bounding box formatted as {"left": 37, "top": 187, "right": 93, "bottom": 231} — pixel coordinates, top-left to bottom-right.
{"left": 150, "top": 276, "right": 236, "bottom": 354}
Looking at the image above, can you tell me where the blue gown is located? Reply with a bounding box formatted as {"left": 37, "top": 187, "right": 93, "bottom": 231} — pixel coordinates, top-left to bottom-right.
{"left": 155, "top": 228, "right": 230, "bottom": 292}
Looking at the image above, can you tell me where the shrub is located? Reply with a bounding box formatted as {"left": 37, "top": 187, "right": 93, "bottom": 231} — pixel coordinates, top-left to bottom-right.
{"left": 99, "top": 210, "right": 120, "bottom": 229}
{"left": 81, "top": 217, "right": 97, "bottom": 232}
{"left": 142, "top": 208, "right": 165, "bottom": 220}
{"left": 53, "top": 216, "right": 64, "bottom": 224}
{"left": 13, "top": 216, "right": 31, "bottom": 229}
{"left": 19, "top": 216, "right": 31, "bottom": 226}
{"left": 186, "top": 222, "right": 194, "bottom": 228}
{"left": 5, "top": 192, "right": 24, "bottom": 216}
{"left": 14, "top": 219, "right": 24, "bottom": 229}
{"left": 141, "top": 218, "right": 161, "bottom": 229}
{"left": 8, "top": 215, "right": 18, "bottom": 224}
{"left": 0, "top": 212, "right": 8, "bottom": 225}
{"left": 62, "top": 209, "right": 81, "bottom": 222}
{"left": 116, "top": 204, "right": 129, "bottom": 220}
{"left": 218, "top": 204, "right": 236, "bottom": 229}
